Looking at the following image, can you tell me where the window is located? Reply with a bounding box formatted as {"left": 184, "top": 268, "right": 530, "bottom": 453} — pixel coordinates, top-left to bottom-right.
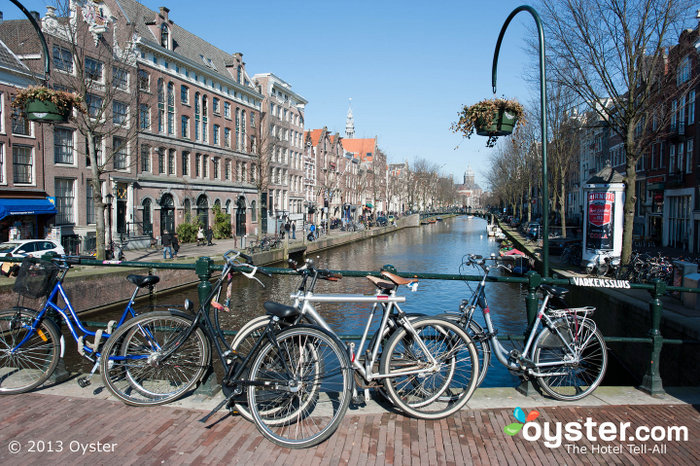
{"left": 251, "top": 200, "right": 257, "bottom": 222}
{"left": 225, "top": 159, "right": 231, "bottom": 180}
{"left": 113, "top": 137, "right": 127, "bottom": 169}
{"left": 180, "top": 85, "right": 189, "bottom": 104}
{"left": 54, "top": 127, "right": 74, "bottom": 164}
{"left": 139, "top": 104, "right": 150, "bottom": 130}
{"left": 85, "top": 57, "right": 103, "bottom": 81}
{"left": 202, "top": 96, "right": 208, "bottom": 142}
{"left": 194, "top": 92, "right": 200, "bottom": 140}
{"left": 241, "top": 111, "right": 247, "bottom": 151}
{"left": 11, "top": 106, "right": 29, "bottom": 135}
{"left": 53, "top": 45, "right": 73, "bottom": 73}
{"left": 688, "top": 90, "right": 695, "bottom": 125}
{"left": 86, "top": 93, "right": 103, "bottom": 118}
{"left": 167, "top": 82, "right": 175, "bottom": 134}
{"left": 86, "top": 182, "right": 96, "bottom": 224}
{"left": 213, "top": 157, "right": 219, "bottom": 179}
{"left": 113, "top": 101, "right": 128, "bottom": 125}
{"left": 224, "top": 101, "right": 231, "bottom": 118}
{"left": 202, "top": 155, "right": 208, "bottom": 178}
{"left": 160, "top": 23, "right": 170, "bottom": 48}
{"left": 213, "top": 97, "right": 220, "bottom": 114}
{"left": 687, "top": 139, "right": 694, "bottom": 174}
{"left": 12, "top": 145, "right": 32, "bottom": 184}
{"left": 137, "top": 69, "right": 150, "bottom": 91}
{"left": 0, "top": 144, "right": 4, "bottom": 184}
{"left": 112, "top": 66, "right": 128, "bottom": 90}
{"left": 157, "top": 79, "right": 165, "bottom": 133}
{"left": 669, "top": 145, "right": 676, "bottom": 172}
{"left": 235, "top": 108, "right": 240, "bottom": 150}
{"left": 140, "top": 145, "right": 151, "bottom": 173}
{"left": 250, "top": 113, "right": 255, "bottom": 128}
{"left": 678, "top": 55, "right": 691, "bottom": 85}
{"left": 213, "top": 124, "right": 220, "bottom": 145}
{"left": 224, "top": 127, "right": 231, "bottom": 148}
{"left": 158, "top": 148, "right": 165, "bottom": 174}
{"left": 195, "top": 153, "right": 201, "bottom": 177}
{"left": 168, "top": 149, "right": 175, "bottom": 175}
{"left": 181, "top": 151, "right": 190, "bottom": 176}
{"left": 85, "top": 134, "right": 102, "bottom": 166}
{"left": 671, "top": 100, "right": 677, "bottom": 130}
{"left": 181, "top": 116, "right": 189, "bottom": 139}
{"left": 55, "top": 179, "right": 74, "bottom": 224}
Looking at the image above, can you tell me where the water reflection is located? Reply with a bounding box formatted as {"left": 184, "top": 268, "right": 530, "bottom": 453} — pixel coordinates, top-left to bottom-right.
{"left": 79, "top": 216, "right": 529, "bottom": 387}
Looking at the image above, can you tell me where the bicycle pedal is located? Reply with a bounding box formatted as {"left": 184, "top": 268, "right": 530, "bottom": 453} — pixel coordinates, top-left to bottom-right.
{"left": 351, "top": 395, "right": 366, "bottom": 406}
{"left": 77, "top": 377, "right": 91, "bottom": 388}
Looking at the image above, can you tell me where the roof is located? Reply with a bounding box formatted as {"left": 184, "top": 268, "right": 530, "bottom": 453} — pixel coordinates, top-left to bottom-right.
{"left": 342, "top": 138, "right": 376, "bottom": 161}
{"left": 0, "top": 39, "right": 31, "bottom": 75}
{"left": 586, "top": 164, "right": 625, "bottom": 184}
{"left": 305, "top": 129, "right": 324, "bottom": 147}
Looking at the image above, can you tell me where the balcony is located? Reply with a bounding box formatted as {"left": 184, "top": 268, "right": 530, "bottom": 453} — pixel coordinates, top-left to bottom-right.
{"left": 668, "top": 123, "right": 686, "bottom": 140}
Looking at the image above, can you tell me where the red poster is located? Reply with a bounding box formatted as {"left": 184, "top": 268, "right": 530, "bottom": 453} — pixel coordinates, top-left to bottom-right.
{"left": 587, "top": 192, "right": 615, "bottom": 250}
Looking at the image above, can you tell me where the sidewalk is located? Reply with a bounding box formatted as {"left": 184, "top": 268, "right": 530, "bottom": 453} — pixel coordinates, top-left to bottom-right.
{"left": 1, "top": 384, "right": 698, "bottom": 464}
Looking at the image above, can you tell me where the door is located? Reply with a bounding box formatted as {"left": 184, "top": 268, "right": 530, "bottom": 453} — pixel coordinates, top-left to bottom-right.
{"left": 160, "top": 194, "right": 175, "bottom": 235}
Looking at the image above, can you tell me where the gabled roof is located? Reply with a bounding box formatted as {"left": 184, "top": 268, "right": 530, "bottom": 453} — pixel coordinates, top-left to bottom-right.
{"left": 305, "top": 129, "right": 325, "bottom": 147}
{"left": 342, "top": 138, "right": 376, "bottom": 161}
{"left": 0, "top": 39, "right": 31, "bottom": 75}
{"left": 0, "top": 20, "right": 41, "bottom": 56}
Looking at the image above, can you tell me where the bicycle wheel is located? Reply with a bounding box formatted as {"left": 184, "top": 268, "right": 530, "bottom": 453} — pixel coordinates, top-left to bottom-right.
{"left": 0, "top": 308, "right": 60, "bottom": 394}
{"left": 534, "top": 316, "right": 608, "bottom": 401}
{"left": 247, "top": 325, "right": 352, "bottom": 449}
{"left": 100, "top": 311, "right": 210, "bottom": 406}
{"left": 380, "top": 317, "right": 479, "bottom": 420}
{"left": 436, "top": 314, "right": 491, "bottom": 388}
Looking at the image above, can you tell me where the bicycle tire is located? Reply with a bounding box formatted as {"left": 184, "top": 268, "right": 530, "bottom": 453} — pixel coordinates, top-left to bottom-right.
{"left": 0, "top": 308, "right": 60, "bottom": 394}
{"left": 247, "top": 324, "right": 352, "bottom": 449}
{"left": 436, "top": 315, "right": 491, "bottom": 388}
{"left": 533, "top": 316, "right": 608, "bottom": 401}
{"left": 99, "top": 310, "right": 210, "bottom": 406}
{"left": 380, "top": 317, "right": 479, "bottom": 420}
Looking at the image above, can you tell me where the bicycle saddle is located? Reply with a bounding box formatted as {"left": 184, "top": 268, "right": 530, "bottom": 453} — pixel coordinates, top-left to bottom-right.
{"left": 366, "top": 275, "right": 395, "bottom": 292}
{"left": 380, "top": 270, "right": 417, "bottom": 286}
{"left": 539, "top": 284, "right": 569, "bottom": 298}
{"left": 127, "top": 274, "right": 160, "bottom": 288}
{"left": 264, "top": 301, "right": 300, "bottom": 319}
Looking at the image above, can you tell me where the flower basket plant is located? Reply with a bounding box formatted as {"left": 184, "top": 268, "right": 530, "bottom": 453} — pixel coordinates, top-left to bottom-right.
{"left": 11, "top": 86, "right": 85, "bottom": 123}
{"left": 452, "top": 97, "right": 524, "bottom": 147}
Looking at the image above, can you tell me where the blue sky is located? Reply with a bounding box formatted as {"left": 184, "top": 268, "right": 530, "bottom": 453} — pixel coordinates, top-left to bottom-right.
{"left": 6, "top": 0, "right": 538, "bottom": 187}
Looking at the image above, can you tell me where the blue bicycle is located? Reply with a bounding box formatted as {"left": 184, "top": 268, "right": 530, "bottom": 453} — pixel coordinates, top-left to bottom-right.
{"left": 0, "top": 256, "right": 163, "bottom": 394}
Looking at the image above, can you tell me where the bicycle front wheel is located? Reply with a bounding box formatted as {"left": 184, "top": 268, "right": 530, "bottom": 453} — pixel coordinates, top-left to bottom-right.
{"left": 380, "top": 317, "right": 479, "bottom": 420}
{"left": 100, "top": 311, "right": 210, "bottom": 406}
{"left": 0, "top": 308, "right": 60, "bottom": 394}
{"left": 534, "top": 316, "right": 608, "bottom": 401}
{"left": 247, "top": 325, "right": 352, "bottom": 449}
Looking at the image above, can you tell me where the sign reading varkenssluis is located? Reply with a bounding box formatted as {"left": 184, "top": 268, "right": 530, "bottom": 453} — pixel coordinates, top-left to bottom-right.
{"left": 587, "top": 192, "right": 615, "bottom": 250}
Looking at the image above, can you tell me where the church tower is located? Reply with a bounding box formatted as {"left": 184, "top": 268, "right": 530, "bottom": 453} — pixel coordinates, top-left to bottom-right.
{"left": 464, "top": 165, "right": 475, "bottom": 187}
{"left": 345, "top": 98, "right": 355, "bottom": 138}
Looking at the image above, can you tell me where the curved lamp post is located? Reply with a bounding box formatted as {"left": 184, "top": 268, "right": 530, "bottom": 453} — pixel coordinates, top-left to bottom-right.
{"left": 10, "top": 0, "right": 50, "bottom": 80}
{"left": 492, "top": 5, "right": 550, "bottom": 279}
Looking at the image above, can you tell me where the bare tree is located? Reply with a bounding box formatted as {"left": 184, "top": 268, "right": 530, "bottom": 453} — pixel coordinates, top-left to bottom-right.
{"left": 251, "top": 112, "right": 275, "bottom": 234}
{"left": 538, "top": 0, "right": 696, "bottom": 263}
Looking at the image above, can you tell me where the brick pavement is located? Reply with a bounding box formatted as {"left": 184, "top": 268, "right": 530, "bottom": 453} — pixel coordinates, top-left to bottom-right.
{"left": 0, "top": 392, "right": 698, "bottom": 465}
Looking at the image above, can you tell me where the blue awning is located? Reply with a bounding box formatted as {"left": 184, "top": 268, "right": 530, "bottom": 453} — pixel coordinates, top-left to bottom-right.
{"left": 0, "top": 198, "right": 57, "bottom": 221}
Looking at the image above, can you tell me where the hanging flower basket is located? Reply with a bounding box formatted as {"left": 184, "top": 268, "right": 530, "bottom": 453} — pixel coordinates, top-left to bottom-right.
{"left": 452, "top": 97, "right": 524, "bottom": 147}
{"left": 11, "top": 86, "right": 85, "bottom": 124}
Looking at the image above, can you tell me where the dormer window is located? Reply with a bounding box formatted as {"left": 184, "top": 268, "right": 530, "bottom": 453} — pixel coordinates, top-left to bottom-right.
{"left": 160, "top": 24, "right": 170, "bottom": 49}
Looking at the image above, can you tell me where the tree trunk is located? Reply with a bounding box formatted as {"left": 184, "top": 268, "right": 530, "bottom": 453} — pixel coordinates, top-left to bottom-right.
{"left": 559, "top": 177, "right": 567, "bottom": 239}
{"left": 622, "top": 154, "right": 637, "bottom": 265}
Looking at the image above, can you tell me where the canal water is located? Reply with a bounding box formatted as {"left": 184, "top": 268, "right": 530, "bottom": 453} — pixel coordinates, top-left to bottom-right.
{"left": 72, "top": 215, "right": 529, "bottom": 388}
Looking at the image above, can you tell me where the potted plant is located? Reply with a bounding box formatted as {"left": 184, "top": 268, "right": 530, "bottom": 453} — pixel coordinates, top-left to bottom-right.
{"left": 11, "top": 86, "right": 85, "bottom": 123}
{"left": 452, "top": 97, "right": 524, "bottom": 147}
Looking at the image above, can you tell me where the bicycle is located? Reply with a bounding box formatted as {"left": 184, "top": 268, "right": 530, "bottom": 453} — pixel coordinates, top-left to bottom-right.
{"left": 0, "top": 256, "right": 167, "bottom": 393}
{"left": 99, "top": 250, "right": 353, "bottom": 449}
{"left": 445, "top": 254, "right": 607, "bottom": 400}
{"left": 230, "top": 258, "right": 480, "bottom": 421}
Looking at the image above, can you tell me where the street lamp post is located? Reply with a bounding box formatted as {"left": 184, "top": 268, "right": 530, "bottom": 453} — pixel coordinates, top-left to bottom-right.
{"left": 106, "top": 193, "right": 114, "bottom": 252}
{"left": 492, "top": 5, "right": 550, "bottom": 278}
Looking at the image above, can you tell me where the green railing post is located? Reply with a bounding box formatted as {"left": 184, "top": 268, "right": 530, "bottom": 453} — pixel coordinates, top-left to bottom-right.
{"left": 195, "top": 257, "right": 213, "bottom": 310}
{"left": 525, "top": 270, "right": 542, "bottom": 328}
{"left": 640, "top": 279, "right": 666, "bottom": 395}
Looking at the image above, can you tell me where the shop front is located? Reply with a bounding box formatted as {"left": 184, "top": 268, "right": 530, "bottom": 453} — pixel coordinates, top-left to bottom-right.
{"left": 0, "top": 197, "right": 57, "bottom": 242}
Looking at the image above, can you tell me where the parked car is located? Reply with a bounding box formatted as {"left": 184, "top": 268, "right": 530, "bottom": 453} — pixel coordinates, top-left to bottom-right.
{"left": 0, "top": 239, "right": 65, "bottom": 258}
{"left": 376, "top": 216, "right": 388, "bottom": 227}
{"left": 526, "top": 222, "right": 541, "bottom": 240}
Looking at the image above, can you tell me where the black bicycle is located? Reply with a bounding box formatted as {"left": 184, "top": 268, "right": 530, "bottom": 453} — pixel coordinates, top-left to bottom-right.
{"left": 99, "top": 250, "right": 353, "bottom": 449}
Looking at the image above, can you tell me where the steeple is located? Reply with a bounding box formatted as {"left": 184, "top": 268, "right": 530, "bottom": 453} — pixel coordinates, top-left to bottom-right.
{"left": 464, "top": 164, "right": 475, "bottom": 187}
{"left": 345, "top": 98, "right": 355, "bottom": 139}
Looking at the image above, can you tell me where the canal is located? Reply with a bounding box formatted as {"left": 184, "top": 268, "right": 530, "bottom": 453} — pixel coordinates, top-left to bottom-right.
{"left": 73, "top": 215, "right": 528, "bottom": 388}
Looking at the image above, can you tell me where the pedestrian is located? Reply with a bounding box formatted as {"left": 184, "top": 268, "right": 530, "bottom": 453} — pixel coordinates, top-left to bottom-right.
{"left": 197, "top": 226, "right": 206, "bottom": 246}
{"left": 291, "top": 221, "right": 296, "bottom": 239}
{"left": 206, "top": 225, "right": 213, "bottom": 246}
{"left": 308, "top": 223, "right": 316, "bottom": 241}
{"left": 162, "top": 230, "right": 173, "bottom": 260}
{"left": 280, "top": 223, "right": 285, "bottom": 239}
{"left": 284, "top": 221, "right": 291, "bottom": 240}
{"left": 172, "top": 233, "right": 180, "bottom": 258}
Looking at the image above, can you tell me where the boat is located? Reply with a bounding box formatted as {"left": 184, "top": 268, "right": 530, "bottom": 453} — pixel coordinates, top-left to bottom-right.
{"left": 436, "top": 217, "right": 443, "bottom": 222}
{"left": 467, "top": 215, "right": 474, "bottom": 219}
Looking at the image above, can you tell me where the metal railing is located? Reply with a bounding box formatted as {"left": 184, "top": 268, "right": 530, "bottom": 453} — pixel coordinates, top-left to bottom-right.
{"left": 2, "top": 253, "right": 698, "bottom": 396}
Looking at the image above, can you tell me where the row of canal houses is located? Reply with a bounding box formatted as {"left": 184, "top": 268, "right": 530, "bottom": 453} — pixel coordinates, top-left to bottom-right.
{"left": 0, "top": 1, "right": 389, "bottom": 251}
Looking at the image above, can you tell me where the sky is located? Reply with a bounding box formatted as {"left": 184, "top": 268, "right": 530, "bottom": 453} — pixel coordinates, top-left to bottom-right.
{"left": 4, "top": 0, "right": 539, "bottom": 188}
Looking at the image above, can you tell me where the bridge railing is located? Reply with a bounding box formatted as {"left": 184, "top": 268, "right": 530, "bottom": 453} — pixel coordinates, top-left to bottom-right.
{"left": 2, "top": 254, "right": 697, "bottom": 395}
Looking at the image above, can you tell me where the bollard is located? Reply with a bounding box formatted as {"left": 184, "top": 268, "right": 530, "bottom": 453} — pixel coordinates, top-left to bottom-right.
{"left": 640, "top": 279, "right": 666, "bottom": 395}
{"left": 195, "top": 256, "right": 213, "bottom": 310}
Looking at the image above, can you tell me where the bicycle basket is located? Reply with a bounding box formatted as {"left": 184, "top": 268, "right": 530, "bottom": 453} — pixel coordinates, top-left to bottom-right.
{"left": 13, "top": 258, "right": 59, "bottom": 299}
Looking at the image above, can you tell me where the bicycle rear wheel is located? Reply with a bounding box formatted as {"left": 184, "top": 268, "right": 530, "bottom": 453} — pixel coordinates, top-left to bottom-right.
{"left": 380, "top": 317, "right": 478, "bottom": 419}
{"left": 534, "top": 316, "right": 608, "bottom": 401}
{"left": 0, "top": 308, "right": 60, "bottom": 394}
{"left": 247, "top": 325, "right": 352, "bottom": 449}
{"left": 99, "top": 311, "right": 210, "bottom": 406}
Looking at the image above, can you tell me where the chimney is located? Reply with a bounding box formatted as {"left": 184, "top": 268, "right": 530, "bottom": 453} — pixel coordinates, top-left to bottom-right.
{"left": 30, "top": 11, "right": 40, "bottom": 22}
{"left": 0, "top": 12, "right": 4, "bottom": 24}
{"left": 159, "top": 6, "right": 170, "bottom": 20}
